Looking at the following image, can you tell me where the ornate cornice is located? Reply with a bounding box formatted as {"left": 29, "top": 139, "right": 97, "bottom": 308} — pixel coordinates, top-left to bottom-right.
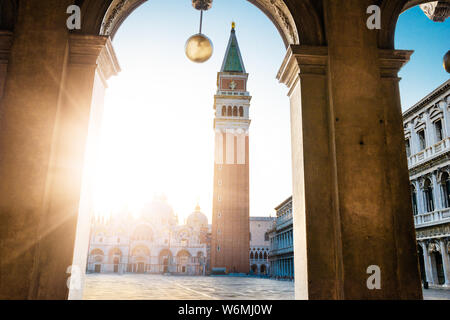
{"left": 100, "top": 0, "right": 147, "bottom": 39}
{"left": 408, "top": 150, "right": 450, "bottom": 176}
{"left": 378, "top": 49, "right": 413, "bottom": 79}
{"left": 403, "top": 80, "right": 450, "bottom": 119}
{"left": 416, "top": 222, "right": 450, "bottom": 240}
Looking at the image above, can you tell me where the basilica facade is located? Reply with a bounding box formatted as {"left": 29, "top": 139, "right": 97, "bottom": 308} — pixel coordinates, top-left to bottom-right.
{"left": 404, "top": 79, "right": 450, "bottom": 288}
{"left": 86, "top": 196, "right": 209, "bottom": 275}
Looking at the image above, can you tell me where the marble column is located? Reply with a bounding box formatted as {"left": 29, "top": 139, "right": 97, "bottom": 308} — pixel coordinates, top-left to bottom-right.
{"left": 431, "top": 173, "right": 441, "bottom": 210}
{"left": 68, "top": 35, "right": 120, "bottom": 301}
{"left": 420, "top": 242, "right": 433, "bottom": 284}
{"left": 277, "top": 0, "right": 422, "bottom": 299}
{"left": 439, "top": 239, "right": 450, "bottom": 286}
{"left": 415, "top": 181, "right": 425, "bottom": 215}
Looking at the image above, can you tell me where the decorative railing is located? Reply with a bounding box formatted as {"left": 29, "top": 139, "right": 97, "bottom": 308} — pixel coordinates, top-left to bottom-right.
{"left": 408, "top": 137, "right": 450, "bottom": 168}
{"left": 414, "top": 207, "right": 450, "bottom": 226}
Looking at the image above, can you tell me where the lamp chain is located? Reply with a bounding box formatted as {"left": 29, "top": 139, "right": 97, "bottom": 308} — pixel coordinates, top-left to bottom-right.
{"left": 199, "top": 10, "right": 203, "bottom": 34}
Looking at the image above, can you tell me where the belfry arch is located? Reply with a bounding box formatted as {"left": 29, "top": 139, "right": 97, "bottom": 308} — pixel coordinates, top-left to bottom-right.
{"left": 0, "top": 0, "right": 447, "bottom": 300}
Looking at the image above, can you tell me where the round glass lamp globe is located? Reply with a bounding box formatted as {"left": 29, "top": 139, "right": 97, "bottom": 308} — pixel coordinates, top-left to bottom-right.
{"left": 185, "top": 33, "right": 213, "bottom": 63}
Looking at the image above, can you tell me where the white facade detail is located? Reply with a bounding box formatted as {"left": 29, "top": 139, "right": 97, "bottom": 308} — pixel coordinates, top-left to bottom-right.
{"left": 403, "top": 79, "right": 450, "bottom": 288}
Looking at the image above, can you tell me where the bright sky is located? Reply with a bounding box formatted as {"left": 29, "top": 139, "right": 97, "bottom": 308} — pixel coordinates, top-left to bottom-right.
{"left": 93, "top": 1, "right": 449, "bottom": 223}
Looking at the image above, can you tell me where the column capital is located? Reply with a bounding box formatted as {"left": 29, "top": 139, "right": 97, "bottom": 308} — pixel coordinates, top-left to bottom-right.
{"left": 277, "top": 45, "right": 328, "bottom": 90}
{"left": 378, "top": 49, "right": 413, "bottom": 80}
{"left": 0, "top": 31, "right": 13, "bottom": 64}
{"left": 68, "top": 34, "right": 121, "bottom": 83}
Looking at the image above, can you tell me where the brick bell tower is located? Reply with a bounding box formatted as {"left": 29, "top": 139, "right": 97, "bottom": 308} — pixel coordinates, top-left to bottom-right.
{"left": 211, "top": 23, "right": 251, "bottom": 274}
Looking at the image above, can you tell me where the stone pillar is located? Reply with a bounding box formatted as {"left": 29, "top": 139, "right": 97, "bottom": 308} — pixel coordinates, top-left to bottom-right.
{"left": 277, "top": 0, "right": 422, "bottom": 299}
{"left": 439, "top": 239, "right": 450, "bottom": 286}
{"left": 429, "top": 251, "right": 439, "bottom": 284}
{"left": 420, "top": 242, "right": 433, "bottom": 283}
{"left": 0, "top": 31, "right": 13, "bottom": 104}
{"left": 378, "top": 47, "right": 425, "bottom": 297}
{"left": 0, "top": 0, "right": 119, "bottom": 298}
{"left": 424, "top": 108, "right": 433, "bottom": 148}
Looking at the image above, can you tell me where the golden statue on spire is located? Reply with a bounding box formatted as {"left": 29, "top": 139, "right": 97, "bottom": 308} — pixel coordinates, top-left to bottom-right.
{"left": 232, "top": 21, "right": 236, "bottom": 30}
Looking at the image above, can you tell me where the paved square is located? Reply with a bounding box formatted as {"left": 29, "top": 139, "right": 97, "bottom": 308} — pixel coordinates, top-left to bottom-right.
{"left": 82, "top": 274, "right": 450, "bottom": 300}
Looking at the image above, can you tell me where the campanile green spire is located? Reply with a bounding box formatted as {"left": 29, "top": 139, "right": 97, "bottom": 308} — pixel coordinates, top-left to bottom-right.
{"left": 220, "top": 22, "right": 246, "bottom": 73}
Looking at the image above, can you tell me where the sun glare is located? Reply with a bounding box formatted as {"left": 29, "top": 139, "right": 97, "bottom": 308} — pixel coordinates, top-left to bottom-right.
{"left": 89, "top": 0, "right": 291, "bottom": 225}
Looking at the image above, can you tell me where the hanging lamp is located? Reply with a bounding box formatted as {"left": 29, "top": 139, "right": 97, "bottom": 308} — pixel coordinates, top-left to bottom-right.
{"left": 185, "top": 0, "right": 214, "bottom": 63}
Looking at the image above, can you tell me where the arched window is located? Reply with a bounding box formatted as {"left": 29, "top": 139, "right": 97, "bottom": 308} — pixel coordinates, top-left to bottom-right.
{"left": 239, "top": 106, "right": 244, "bottom": 117}
{"left": 250, "top": 251, "right": 254, "bottom": 259}
{"left": 264, "top": 252, "right": 267, "bottom": 260}
{"left": 258, "top": 252, "right": 262, "bottom": 260}
{"left": 411, "top": 185, "right": 418, "bottom": 215}
{"left": 227, "top": 106, "right": 232, "bottom": 117}
{"left": 423, "top": 179, "right": 434, "bottom": 212}
{"left": 441, "top": 172, "right": 450, "bottom": 208}
{"left": 233, "top": 106, "right": 238, "bottom": 117}
{"left": 221, "top": 106, "right": 226, "bottom": 116}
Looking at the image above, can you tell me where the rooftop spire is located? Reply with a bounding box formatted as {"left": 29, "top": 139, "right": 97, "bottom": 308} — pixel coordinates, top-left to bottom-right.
{"left": 220, "top": 22, "right": 246, "bottom": 73}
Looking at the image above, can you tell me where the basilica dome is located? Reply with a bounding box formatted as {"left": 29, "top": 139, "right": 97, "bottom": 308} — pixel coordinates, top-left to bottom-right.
{"left": 141, "top": 194, "right": 176, "bottom": 225}
{"left": 187, "top": 204, "right": 208, "bottom": 229}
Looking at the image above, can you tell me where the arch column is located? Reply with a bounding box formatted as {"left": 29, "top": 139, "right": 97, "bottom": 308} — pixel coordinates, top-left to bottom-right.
{"left": 0, "top": 30, "right": 13, "bottom": 104}
{"left": 278, "top": 1, "right": 422, "bottom": 299}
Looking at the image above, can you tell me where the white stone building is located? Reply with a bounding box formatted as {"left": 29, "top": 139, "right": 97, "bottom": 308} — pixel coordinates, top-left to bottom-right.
{"left": 268, "top": 196, "right": 294, "bottom": 280}
{"left": 87, "top": 195, "right": 209, "bottom": 275}
{"left": 404, "top": 79, "right": 450, "bottom": 288}
{"left": 249, "top": 217, "right": 274, "bottom": 275}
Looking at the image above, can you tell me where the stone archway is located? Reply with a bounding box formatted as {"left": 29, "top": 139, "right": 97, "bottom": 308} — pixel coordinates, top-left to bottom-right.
{"left": 76, "top": 0, "right": 310, "bottom": 46}
{"left": 1, "top": 0, "right": 444, "bottom": 300}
